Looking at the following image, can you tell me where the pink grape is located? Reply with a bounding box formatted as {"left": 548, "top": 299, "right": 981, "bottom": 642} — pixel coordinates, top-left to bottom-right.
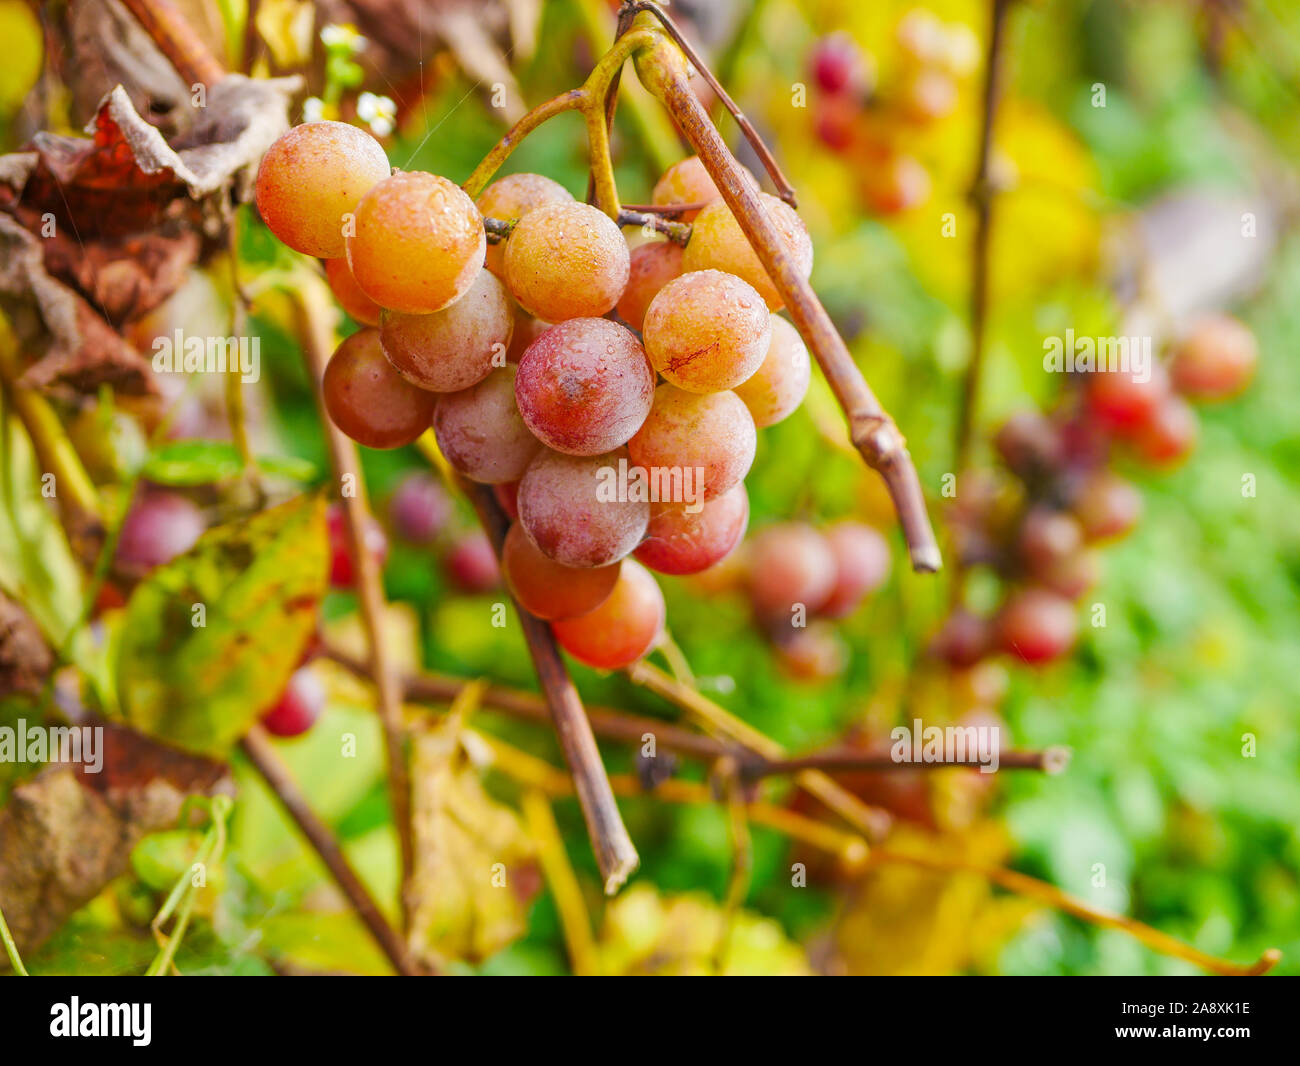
{"left": 634, "top": 482, "right": 749, "bottom": 576}
{"left": 517, "top": 448, "right": 649, "bottom": 568}
{"left": 628, "top": 385, "right": 755, "bottom": 502}
{"left": 433, "top": 366, "right": 541, "bottom": 484}
{"left": 733, "top": 315, "right": 810, "bottom": 427}
{"left": 514, "top": 318, "right": 654, "bottom": 455}
{"left": 379, "top": 268, "right": 513, "bottom": 393}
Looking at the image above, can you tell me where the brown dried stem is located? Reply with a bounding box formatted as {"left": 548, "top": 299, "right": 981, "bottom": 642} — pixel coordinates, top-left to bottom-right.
{"left": 954, "top": 0, "right": 1014, "bottom": 477}
{"left": 294, "top": 282, "right": 415, "bottom": 916}
{"left": 464, "top": 481, "right": 639, "bottom": 894}
{"left": 631, "top": 26, "right": 941, "bottom": 573}
{"left": 120, "top": 0, "right": 227, "bottom": 87}
{"left": 240, "top": 729, "right": 424, "bottom": 976}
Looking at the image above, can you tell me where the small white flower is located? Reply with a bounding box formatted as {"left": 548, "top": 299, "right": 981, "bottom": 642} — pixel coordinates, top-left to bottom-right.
{"left": 320, "top": 23, "right": 366, "bottom": 53}
{"left": 358, "top": 93, "right": 397, "bottom": 138}
{"left": 302, "top": 96, "right": 325, "bottom": 123}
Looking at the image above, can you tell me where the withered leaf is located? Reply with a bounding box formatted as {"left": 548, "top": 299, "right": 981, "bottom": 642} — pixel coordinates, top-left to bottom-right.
{"left": 0, "top": 720, "right": 229, "bottom": 958}
{"left": 0, "top": 73, "right": 299, "bottom": 395}
{"left": 407, "top": 712, "right": 539, "bottom": 966}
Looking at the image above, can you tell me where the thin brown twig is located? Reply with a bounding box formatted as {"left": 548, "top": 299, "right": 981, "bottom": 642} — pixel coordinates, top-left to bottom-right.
{"left": 294, "top": 281, "right": 415, "bottom": 917}
{"left": 240, "top": 729, "right": 424, "bottom": 976}
{"left": 954, "top": 0, "right": 1014, "bottom": 479}
{"left": 325, "top": 640, "right": 1067, "bottom": 779}
{"left": 617, "top": 2, "right": 798, "bottom": 206}
{"left": 740, "top": 745, "right": 1071, "bottom": 781}
{"left": 464, "top": 481, "right": 639, "bottom": 894}
{"left": 120, "top": 0, "right": 226, "bottom": 87}
{"left": 618, "top": 201, "right": 709, "bottom": 216}
{"left": 615, "top": 208, "right": 692, "bottom": 243}
{"left": 324, "top": 641, "right": 725, "bottom": 760}
{"left": 632, "top": 27, "right": 941, "bottom": 573}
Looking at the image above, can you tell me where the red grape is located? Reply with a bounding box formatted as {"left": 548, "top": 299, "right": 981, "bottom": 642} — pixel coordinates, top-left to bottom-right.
{"left": 552, "top": 559, "right": 665, "bottom": 670}
{"left": 444, "top": 531, "right": 500, "bottom": 592}
{"left": 517, "top": 448, "right": 649, "bottom": 568}
{"left": 811, "top": 33, "right": 873, "bottom": 97}
{"left": 262, "top": 667, "right": 326, "bottom": 738}
{"left": 1133, "top": 394, "right": 1198, "bottom": 467}
{"left": 635, "top": 482, "right": 749, "bottom": 576}
{"left": 1017, "top": 506, "right": 1084, "bottom": 577}
{"left": 996, "top": 589, "right": 1078, "bottom": 665}
{"left": 514, "top": 318, "right": 654, "bottom": 455}
{"left": 327, "top": 504, "right": 389, "bottom": 587}
{"left": 820, "top": 521, "right": 891, "bottom": 618}
{"left": 1169, "top": 313, "right": 1257, "bottom": 401}
{"left": 434, "top": 366, "right": 541, "bottom": 483}
{"left": 322, "top": 328, "right": 436, "bottom": 449}
{"left": 1086, "top": 361, "right": 1169, "bottom": 435}
{"left": 389, "top": 472, "right": 452, "bottom": 544}
{"left": 379, "top": 268, "right": 513, "bottom": 393}
{"left": 1071, "top": 471, "right": 1141, "bottom": 541}
{"left": 503, "top": 522, "right": 620, "bottom": 620}
{"left": 930, "top": 609, "right": 992, "bottom": 668}
{"left": 116, "top": 491, "right": 205, "bottom": 571}
{"left": 748, "top": 523, "right": 837, "bottom": 621}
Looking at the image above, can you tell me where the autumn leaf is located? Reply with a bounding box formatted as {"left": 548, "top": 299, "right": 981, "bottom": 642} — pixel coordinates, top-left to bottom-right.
{"left": 596, "top": 884, "right": 814, "bottom": 977}
{"left": 406, "top": 694, "right": 539, "bottom": 967}
{"left": 0, "top": 720, "right": 229, "bottom": 958}
{"left": 116, "top": 492, "right": 328, "bottom": 756}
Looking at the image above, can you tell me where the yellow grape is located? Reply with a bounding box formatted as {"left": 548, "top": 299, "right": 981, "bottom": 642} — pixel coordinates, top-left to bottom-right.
{"left": 256, "top": 121, "right": 390, "bottom": 258}
{"left": 642, "top": 269, "right": 771, "bottom": 392}
{"left": 681, "top": 193, "right": 813, "bottom": 311}
{"left": 476, "top": 173, "right": 574, "bottom": 278}
{"left": 347, "top": 171, "right": 485, "bottom": 314}
{"left": 733, "top": 315, "right": 811, "bottom": 427}
{"left": 504, "top": 202, "right": 630, "bottom": 321}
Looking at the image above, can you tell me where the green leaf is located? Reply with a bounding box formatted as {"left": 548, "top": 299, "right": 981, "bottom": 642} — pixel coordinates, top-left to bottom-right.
{"left": 116, "top": 492, "right": 327, "bottom": 755}
{"left": 142, "top": 439, "right": 317, "bottom": 487}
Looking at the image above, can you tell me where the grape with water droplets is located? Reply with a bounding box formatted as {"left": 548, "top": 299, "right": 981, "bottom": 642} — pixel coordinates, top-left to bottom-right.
{"left": 347, "top": 171, "right": 485, "bottom": 315}
{"left": 642, "top": 270, "right": 771, "bottom": 393}
{"left": 434, "top": 365, "right": 541, "bottom": 484}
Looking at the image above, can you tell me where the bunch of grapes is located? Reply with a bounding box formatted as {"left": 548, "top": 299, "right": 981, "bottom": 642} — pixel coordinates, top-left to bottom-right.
{"left": 808, "top": 9, "right": 979, "bottom": 214}
{"left": 686, "top": 518, "right": 892, "bottom": 682}
{"left": 255, "top": 121, "right": 817, "bottom": 673}
{"left": 933, "top": 313, "right": 1258, "bottom": 673}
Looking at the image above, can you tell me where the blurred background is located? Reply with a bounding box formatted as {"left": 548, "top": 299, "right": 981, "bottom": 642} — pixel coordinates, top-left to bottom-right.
{"left": 1, "top": 0, "right": 1297, "bottom": 976}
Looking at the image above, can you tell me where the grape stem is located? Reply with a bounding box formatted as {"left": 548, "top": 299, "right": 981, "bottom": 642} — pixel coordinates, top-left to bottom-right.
{"left": 626, "top": 663, "right": 1281, "bottom": 977}
{"left": 119, "top": 0, "right": 226, "bottom": 86}
{"left": 463, "top": 480, "right": 640, "bottom": 895}
{"left": 324, "top": 640, "right": 1069, "bottom": 776}
{"left": 614, "top": 1, "right": 798, "bottom": 207}
{"left": 953, "top": 0, "right": 1015, "bottom": 481}
{"left": 293, "top": 280, "right": 417, "bottom": 923}
{"left": 629, "top": 24, "right": 942, "bottom": 573}
{"left": 241, "top": 729, "right": 427, "bottom": 976}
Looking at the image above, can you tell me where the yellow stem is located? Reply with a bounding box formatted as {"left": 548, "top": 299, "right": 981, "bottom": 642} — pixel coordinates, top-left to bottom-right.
{"left": 521, "top": 790, "right": 600, "bottom": 976}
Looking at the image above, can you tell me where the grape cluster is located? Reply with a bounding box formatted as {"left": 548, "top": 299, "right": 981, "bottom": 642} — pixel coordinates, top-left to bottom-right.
{"left": 255, "top": 122, "right": 816, "bottom": 672}
{"left": 934, "top": 313, "right": 1257, "bottom": 670}
{"left": 808, "top": 10, "right": 979, "bottom": 214}
{"left": 690, "top": 519, "right": 892, "bottom": 682}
